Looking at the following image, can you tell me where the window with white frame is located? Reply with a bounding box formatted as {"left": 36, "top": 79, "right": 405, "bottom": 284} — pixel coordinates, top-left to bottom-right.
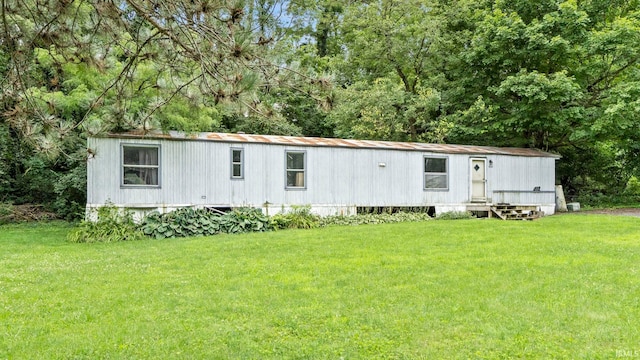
{"left": 122, "top": 145, "right": 160, "bottom": 187}
{"left": 286, "top": 151, "right": 306, "bottom": 189}
{"left": 424, "top": 156, "right": 447, "bottom": 190}
{"left": 231, "top": 148, "right": 244, "bottom": 179}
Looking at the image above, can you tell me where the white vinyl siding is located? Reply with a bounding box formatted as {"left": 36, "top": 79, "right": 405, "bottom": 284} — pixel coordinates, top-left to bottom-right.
{"left": 87, "top": 135, "right": 557, "bottom": 216}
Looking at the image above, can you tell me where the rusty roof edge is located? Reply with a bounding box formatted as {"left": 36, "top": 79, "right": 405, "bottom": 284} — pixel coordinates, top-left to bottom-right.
{"left": 98, "top": 131, "right": 561, "bottom": 158}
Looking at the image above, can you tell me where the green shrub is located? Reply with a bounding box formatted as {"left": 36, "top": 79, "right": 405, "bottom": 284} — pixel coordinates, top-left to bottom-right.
{"left": 576, "top": 192, "right": 640, "bottom": 208}
{"left": 53, "top": 151, "right": 87, "bottom": 221}
{"left": 625, "top": 176, "right": 640, "bottom": 196}
{"left": 0, "top": 202, "right": 14, "bottom": 225}
{"left": 140, "top": 208, "right": 222, "bottom": 239}
{"left": 319, "top": 212, "right": 432, "bottom": 227}
{"left": 68, "top": 205, "right": 144, "bottom": 243}
{"left": 271, "top": 206, "right": 320, "bottom": 229}
{"left": 139, "top": 207, "right": 271, "bottom": 239}
{"left": 435, "top": 211, "right": 475, "bottom": 220}
{"left": 219, "top": 207, "right": 271, "bottom": 234}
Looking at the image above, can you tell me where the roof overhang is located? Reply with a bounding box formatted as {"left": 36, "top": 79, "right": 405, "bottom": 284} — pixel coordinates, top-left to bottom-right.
{"left": 97, "top": 130, "right": 561, "bottom": 158}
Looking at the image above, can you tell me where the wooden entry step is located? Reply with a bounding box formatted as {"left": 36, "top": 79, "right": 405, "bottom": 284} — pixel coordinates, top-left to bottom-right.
{"left": 491, "top": 205, "right": 543, "bottom": 220}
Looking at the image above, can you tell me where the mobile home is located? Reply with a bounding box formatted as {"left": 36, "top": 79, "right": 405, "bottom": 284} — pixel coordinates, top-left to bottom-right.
{"left": 86, "top": 131, "right": 560, "bottom": 219}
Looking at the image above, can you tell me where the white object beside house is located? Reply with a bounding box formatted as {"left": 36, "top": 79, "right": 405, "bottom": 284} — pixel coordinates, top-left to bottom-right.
{"left": 86, "top": 131, "right": 560, "bottom": 220}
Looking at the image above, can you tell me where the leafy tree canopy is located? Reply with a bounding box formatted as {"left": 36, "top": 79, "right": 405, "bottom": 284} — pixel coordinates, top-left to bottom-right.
{"left": 2, "top": 0, "right": 640, "bottom": 217}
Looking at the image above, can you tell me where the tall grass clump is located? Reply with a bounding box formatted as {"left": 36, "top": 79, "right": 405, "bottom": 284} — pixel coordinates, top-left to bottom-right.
{"left": 0, "top": 202, "right": 13, "bottom": 225}
{"left": 68, "top": 205, "right": 144, "bottom": 243}
{"left": 270, "top": 206, "right": 320, "bottom": 229}
{"left": 436, "top": 211, "right": 475, "bottom": 220}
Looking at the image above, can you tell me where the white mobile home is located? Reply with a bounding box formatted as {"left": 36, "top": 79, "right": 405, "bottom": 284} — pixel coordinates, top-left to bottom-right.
{"left": 86, "top": 131, "right": 560, "bottom": 219}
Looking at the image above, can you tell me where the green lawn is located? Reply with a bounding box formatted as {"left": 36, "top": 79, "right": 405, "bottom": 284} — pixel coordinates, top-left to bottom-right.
{"left": 1, "top": 215, "right": 639, "bottom": 359}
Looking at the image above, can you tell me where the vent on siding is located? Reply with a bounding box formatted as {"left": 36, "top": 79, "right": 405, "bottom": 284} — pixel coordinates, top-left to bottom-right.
{"left": 205, "top": 206, "right": 233, "bottom": 215}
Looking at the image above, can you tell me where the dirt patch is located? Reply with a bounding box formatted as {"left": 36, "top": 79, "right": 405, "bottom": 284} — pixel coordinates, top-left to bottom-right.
{"left": 0, "top": 204, "right": 58, "bottom": 224}
{"left": 564, "top": 208, "right": 640, "bottom": 218}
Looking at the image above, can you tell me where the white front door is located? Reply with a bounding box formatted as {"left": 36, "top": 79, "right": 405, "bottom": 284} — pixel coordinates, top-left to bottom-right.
{"left": 471, "top": 159, "right": 486, "bottom": 202}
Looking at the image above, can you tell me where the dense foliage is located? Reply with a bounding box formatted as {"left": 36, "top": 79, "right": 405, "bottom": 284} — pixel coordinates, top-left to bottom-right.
{"left": 68, "top": 206, "right": 443, "bottom": 242}
{"left": 68, "top": 205, "right": 144, "bottom": 243}
{"left": 268, "top": 206, "right": 435, "bottom": 230}
{"left": 435, "top": 211, "right": 476, "bottom": 220}
{"left": 320, "top": 212, "right": 434, "bottom": 226}
{"left": 2, "top": 0, "right": 640, "bottom": 220}
{"left": 270, "top": 206, "right": 321, "bottom": 229}
{"left": 140, "top": 207, "right": 271, "bottom": 239}
{"left": 70, "top": 206, "right": 274, "bottom": 242}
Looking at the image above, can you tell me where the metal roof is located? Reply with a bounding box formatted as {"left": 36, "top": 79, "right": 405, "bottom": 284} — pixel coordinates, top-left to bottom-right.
{"left": 105, "top": 130, "right": 561, "bottom": 158}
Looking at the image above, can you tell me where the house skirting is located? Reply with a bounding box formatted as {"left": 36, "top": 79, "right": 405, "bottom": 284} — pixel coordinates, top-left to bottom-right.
{"left": 86, "top": 202, "right": 556, "bottom": 222}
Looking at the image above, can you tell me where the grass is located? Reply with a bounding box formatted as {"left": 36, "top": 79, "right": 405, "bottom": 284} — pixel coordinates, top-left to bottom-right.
{"left": 1, "top": 215, "right": 639, "bottom": 359}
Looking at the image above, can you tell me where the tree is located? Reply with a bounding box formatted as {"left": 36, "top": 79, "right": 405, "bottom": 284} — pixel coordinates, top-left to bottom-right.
{"left": 286, "top": 0, "right": 345, "bottom": 61}
{"left": 446, "top": 1, "right": 640, "bottom": 147}
{"left": 330, "top": 78, "right": 441, "bottom": 141}
{"left": 442, "top": 0, "right": 640, "bottom": 195}
{"left": 0, "top": 0, "right": 326, "bottom": 217}
{"left": 1, "top": 1, "right": 325, "bottom": 146}
{"left": 326, "top": 0, "right": 445, "bottom": 141}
